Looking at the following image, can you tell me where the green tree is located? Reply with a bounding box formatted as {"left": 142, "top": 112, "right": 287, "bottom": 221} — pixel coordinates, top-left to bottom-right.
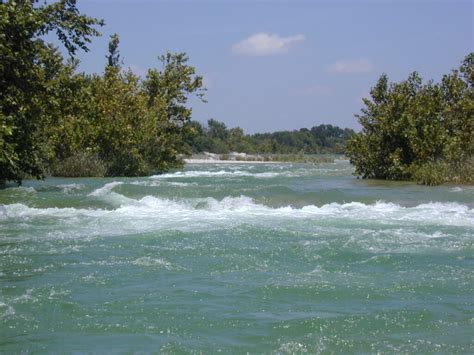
{"left": 207, "top": 118, "right": 228, "bottom": 141}
{"left": 142, "top": 52, "right": 206, "bottom": 172}
{"left": 347, "top": 53, "right": 473, "bottom": 185}
{"left": 0, "top": 0, "right": 103, "bottom": 184}
{"left": 106, "top": 33, "right": 121, "bottom": 69}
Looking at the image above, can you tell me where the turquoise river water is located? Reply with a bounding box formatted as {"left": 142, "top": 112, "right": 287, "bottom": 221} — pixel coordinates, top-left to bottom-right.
{"left": 0, "top": 161, "right": 473, "bottom": 353}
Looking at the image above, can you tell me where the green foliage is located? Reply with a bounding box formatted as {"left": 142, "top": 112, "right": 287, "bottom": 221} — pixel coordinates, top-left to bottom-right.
{"left": 87, "top": 67, "right": 154, "bottom": 176}
{"left": 186, "top": 120, "right": 355, "bottom": 156}
{"left": 207, "top": 119, "right": 229, "bottom": 141}
{"left": 0, "top": 2, "right": 205, "bottom": 183}
{"left": 141, "top": 52, "right": 206, "bottom": 172}
{"left": 0, "top": 0, "right": 103, "bottom": 184}
{"left": 347, "top": 53, "right": 474, "bottom": 185}
{"left": 106, "top": 33, "right": 121, "bottom": 68}
{"left": 48, "top": 49, "right": 205, "bottom": 177}
{"left": 50, "top": 151, "right": 107, "bottom": 177}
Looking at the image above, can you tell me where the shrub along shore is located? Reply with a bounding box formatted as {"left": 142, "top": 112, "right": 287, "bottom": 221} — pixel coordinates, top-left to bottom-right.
{"left": 346, "top": 54, "right": 473, "bottom": 185}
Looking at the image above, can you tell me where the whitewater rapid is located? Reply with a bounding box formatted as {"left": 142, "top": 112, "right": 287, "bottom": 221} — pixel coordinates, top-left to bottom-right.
{"left": 1, "top": 162, "right": 473, "bottom": 353}
{"left": 1, "top": 174, "right": 473, "bottom": 245}
{"left": 2, "top": 190, "right": 473, "bottom": 227}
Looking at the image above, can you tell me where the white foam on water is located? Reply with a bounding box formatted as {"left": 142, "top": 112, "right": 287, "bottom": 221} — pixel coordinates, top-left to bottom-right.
{"left": 11, "top": 186, "right": 36, "bottom": 193}
{"left": 0, "top": 203, "right": 103, "bottom": 220}
{"left": 58, "top": 183, "right": 85, "bottom": 194}
{"left": 130, "top": 180, "right": 196, "bottom": 187}
{"left": 449, "top": 187, "right": 463, "bottom": 192}
{"left": 48, "top": 288, "right": 71, "bottom": 300}
{"left": 167, "top": 181, "right": 198, "bottom": 187}
{"left": 151, "top": 170, "right": 284, "bottom": 179}
{"left": 130, "top": 180, "right": 161, "bottom": 187}
{"left": 148, "top": 168, "right": 327, "bottom": 179}
{"left": 449, "top": 186, "right": 474, "bottom": 193}
{"left": 1, "top": 194, "right": 473, "bottom": 231}
{"left": 12, "top": 289, "right": 36, "bottom": 304}
{"left": 0, "top": 301, "right": 16, "bottom": 320}
{"left": 88, "top": 181, "right": 137, "bottom": 207}
{"left": 88, "top": 181, "right": 124, "bottom": 197}
{"left": 425, "top": 231, "right": 447, "bottom": 239}
{"left": 277, "top": 341, "right": 309, "bottom": 354}
{"left": 149, "top": 165, "right": 353, "bottom": 180}
{"left": 131, "top": 257, "right": 175, "bottom": 269}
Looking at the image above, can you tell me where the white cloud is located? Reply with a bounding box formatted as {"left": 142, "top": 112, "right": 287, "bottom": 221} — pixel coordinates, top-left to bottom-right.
{"left": 232, "top": 32, "right": 305, "bottom": 56}
{"left": 328, "top": 58, "right": 374, "bottom": 74}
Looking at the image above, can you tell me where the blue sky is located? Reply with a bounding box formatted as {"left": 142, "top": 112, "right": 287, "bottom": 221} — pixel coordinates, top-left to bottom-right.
{"left": 70, "top": 0, "right": 472, "bottom": 133}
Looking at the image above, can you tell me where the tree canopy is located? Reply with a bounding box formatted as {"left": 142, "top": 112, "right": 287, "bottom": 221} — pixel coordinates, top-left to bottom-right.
{"left": 0, "top": 0, "right": 103, "bottom": 183}
{"left": 185, "top": 119, "right": 355, "bottom": 155}
{"left": 0, "top": 1, "right": 205, "bottom": 184}
{"left": 346, "top": 53, "right": 473, "bottom": 185}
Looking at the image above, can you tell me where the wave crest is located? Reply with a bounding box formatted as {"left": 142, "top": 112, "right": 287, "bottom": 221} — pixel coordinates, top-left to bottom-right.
{"left": 1, "top": 194, "right": 472, "bottom": 228}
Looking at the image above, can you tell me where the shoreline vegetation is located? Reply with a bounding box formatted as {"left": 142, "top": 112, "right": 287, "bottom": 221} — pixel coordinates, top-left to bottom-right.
{"left": 0, "top": 1, "right": 472, "bottom": 186}
{"left": 0, "top": 1, "right": 353, "bottom": 185}
{"left": 346, "top": 54, "right": 473, "bottom": 186}
{"left": 184, "top": 152, "right": 339, "bottom": 164}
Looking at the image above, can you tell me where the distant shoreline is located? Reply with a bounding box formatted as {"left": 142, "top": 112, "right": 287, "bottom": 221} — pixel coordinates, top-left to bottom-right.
{"left": 184, "top": 159, "right": 281, "bottom": 164}
{"left": 183, "top": 152, "right": 340, "bottom": 165}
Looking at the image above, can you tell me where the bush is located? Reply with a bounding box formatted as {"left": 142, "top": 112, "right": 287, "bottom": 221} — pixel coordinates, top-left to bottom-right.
{"left": 51, "top": 152, "right": 107, "bottom": 177}
{"left": 347, "top": 53, "right": 473, "bottom": 185}
{"left": 409, "top": 161, "right": 449, "bottom": 186}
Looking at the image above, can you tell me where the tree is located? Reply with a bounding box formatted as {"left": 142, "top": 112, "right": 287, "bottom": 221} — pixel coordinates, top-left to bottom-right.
{"left": 347, "top": 53, "right": 473, "bottom": 185}
{"left": 207, "top": 119, "right": 228, "bottom": 141}
{"left": 106, "top": 33, "right": 121, "bottom": 69}
{"left": 0, "top": 0, "right": 103, "bottom": 184}
{"left": 142, "top": 52, "right": 206, "bottom": 172}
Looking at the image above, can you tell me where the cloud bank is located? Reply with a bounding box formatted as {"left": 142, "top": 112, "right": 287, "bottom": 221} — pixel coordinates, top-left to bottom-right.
{"left": 232, "top": 32, "right": 305, "bottom": 56}
{"left": 328, "top": 58, "right": 374, "bottom": 74}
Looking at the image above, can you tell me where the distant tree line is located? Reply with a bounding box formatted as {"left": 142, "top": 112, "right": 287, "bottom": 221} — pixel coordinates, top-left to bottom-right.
{"left": 185, "top": 119, "right": 355, "bottom": 155}
{"left": 347, "top": 53, "right": 473, "bottom": 185}
{"left": 0, "top": 0, "right": 204, "bottom": 184}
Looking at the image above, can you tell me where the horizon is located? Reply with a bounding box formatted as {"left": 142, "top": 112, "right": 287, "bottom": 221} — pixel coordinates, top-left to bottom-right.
{"left": 56, "top": 0, "right": 472, "bottom": 133}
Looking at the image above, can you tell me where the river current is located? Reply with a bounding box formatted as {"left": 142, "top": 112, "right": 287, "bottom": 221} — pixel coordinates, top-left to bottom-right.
{"left": 0, "top": 161, "right": 473, "bottom": 352}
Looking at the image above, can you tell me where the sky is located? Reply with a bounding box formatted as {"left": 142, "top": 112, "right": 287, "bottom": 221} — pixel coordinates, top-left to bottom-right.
{"left": 66, "top": 0, "right": 472, "bottom": 133}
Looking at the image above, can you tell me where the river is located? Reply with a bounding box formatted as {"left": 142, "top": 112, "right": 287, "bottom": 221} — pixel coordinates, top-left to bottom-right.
{"left": 0, "top": 160, "right": 472, "bottom": 352}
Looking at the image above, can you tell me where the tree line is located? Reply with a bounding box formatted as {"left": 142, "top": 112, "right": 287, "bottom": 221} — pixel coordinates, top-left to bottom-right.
{"left": 185, "top": 119, "right": 355, "bottom": 155}
{"left": 346, "top": 54, "right": 473, "bottom": 185}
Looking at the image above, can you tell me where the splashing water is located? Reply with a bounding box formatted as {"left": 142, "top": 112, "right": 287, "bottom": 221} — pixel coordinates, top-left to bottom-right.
{"left": 0, "top": 162, "right": 473, "bottom": 352}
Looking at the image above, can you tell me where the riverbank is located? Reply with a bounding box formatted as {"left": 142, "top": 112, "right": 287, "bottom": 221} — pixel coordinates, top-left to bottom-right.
{"left": 184, "top": 158, "right": 280, "bottom": 164}
{"left": 185, "top": 152, "right": 339, "bottom": 164}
